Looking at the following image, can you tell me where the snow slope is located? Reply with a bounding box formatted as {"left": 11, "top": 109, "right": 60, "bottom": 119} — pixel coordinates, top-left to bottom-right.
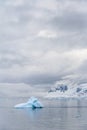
{"left": 45, "top": 80, "right": 87, "bottom": 99}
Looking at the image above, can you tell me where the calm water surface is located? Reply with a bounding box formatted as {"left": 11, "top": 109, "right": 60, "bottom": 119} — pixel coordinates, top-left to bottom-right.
{"left": 0, "top": 84, "right": 87, "bottom": 130}
{"left": 0, "top": 98, "right": 87, "bottom": 130}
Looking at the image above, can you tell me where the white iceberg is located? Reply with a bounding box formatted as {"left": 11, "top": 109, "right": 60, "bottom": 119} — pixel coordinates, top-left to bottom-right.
{"left": 14, "top": 97, "right": 43, "bottom": 109}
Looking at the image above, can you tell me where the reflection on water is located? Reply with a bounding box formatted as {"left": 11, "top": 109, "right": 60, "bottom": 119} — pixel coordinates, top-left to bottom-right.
{"left": 0, "top": 84, "right": 87, "bottom": 130}
{"left": 0, "top": 98, "right": 87, "bottom": 130}
{"left": 24, "top": 108, "right": 43, "bottom": 120}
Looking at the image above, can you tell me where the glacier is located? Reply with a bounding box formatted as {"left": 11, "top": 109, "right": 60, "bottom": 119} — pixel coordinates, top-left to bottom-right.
{"left": 14, "top": 97, "right": 43, "bottom": 109}
{"left": 45, "top": 81, "right": 87, "bottom": 99}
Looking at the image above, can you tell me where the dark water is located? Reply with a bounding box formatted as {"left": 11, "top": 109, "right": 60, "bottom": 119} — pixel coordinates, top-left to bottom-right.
{"left": 0, "top": 98, "right": 87, "bottom": 130}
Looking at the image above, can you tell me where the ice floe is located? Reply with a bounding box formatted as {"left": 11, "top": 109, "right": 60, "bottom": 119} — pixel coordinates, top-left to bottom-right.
{"left": 14, "top": 97, "right": 43, "bottom": 109}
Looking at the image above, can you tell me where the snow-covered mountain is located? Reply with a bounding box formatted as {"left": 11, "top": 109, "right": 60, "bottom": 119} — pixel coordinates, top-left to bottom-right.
{"left": 45, "top": 80, "right": 87, "bottom": 99}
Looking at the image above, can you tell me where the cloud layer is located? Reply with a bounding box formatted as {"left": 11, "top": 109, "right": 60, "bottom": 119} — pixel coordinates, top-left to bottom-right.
{"left": 0, "top": 0, "right": 87, "bottom": 84}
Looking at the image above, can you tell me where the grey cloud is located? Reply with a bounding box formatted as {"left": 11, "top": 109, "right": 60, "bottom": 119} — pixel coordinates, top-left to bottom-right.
{"left": 0, "top": 53, "right": 28, "bottom": 68}
{"left": 77, "top": 60, "right": 87, "bottom": 74}
{"left": 22, "top": 74, "right": 62, "bottom": 84}
{"left": 49, "top": 12, "right": 87, "bottom": 32}
{"left": 0, "top": 0, "right": 87, "bottom": 84}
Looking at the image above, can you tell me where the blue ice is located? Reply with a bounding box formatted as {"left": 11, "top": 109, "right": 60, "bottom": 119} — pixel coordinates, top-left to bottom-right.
{"left": 14, "top": 97, "right": 43, "bottom": 109}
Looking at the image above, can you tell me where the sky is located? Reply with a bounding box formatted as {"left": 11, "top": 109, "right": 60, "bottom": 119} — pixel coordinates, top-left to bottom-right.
{"left": 0, "top": 0, "right": 87, "bottom": 85}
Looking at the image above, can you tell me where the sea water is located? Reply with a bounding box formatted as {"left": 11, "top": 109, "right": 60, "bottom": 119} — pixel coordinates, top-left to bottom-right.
{"left": 0, "top": 84, "right": 87, "bottom": 130}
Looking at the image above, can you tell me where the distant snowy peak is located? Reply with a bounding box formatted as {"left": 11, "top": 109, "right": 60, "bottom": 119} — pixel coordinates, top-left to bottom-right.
{"left": 46, "top": 83, "right": 87, "bottom": 99}
{"left": 48, "top": 84, "right": 68, "bottom": 93}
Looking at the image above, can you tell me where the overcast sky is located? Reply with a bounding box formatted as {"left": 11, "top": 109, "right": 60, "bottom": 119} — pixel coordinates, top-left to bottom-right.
{"left": 0, "top": 0, "right": 87, "bottom": 85}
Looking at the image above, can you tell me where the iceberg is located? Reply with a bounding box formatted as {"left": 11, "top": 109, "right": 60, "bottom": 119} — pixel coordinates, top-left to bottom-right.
{"left": 14, "top": 97, "right": 43, "bottom": 109}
